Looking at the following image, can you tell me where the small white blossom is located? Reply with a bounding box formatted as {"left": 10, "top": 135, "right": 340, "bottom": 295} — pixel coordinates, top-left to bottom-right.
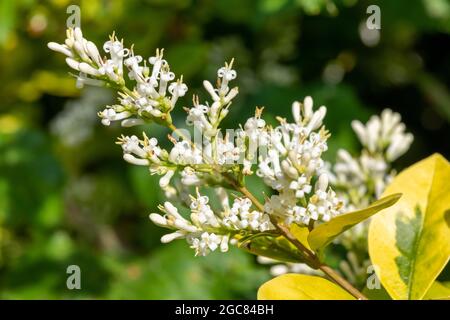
{"left": 222, "top": 198, "right": 273, "bottom": 232}
{"left": 169, "top": 141, "right": 203, "bottom": 165}
{"left": 351, "top": 109, "right": 413, "bottom": 161}
{"left": 149, "top": 190, "right": 274, "bottom": 256}
{"left": 217, "top": 59, "right": 237, "bottom": 95}
{"left": 180, "top": 167, "right": 202, "bottom": 186}
{"left": 189, "top": 232, "right": 223, "bottom": 256}
{"left": 289, "top": 175, "right": 312, "bottom": 198}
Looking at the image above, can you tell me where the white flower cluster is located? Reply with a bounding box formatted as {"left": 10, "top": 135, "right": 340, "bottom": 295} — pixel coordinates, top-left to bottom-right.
{"left": 149, "top": 190, "right": 274, "bottom": 256}
{"left": 222, "top": 198, "right": 272, "bottom": 231}
{"left": 331, "top": 109, "right": 413, "bottom": 210}
{"left": 49, "top": 27, "right": 346, "bottom": 258}
{"left": 185, "top": 61, "right": 238, "bottom": 136}
{"left": 351, "top": 109, "right": 413, "bottom": 162}
{"left": 328, "top": 109, "right": 413, "bottom": 284}
{"left": 259, "top": 109, "right": 413, "bottom": 282}
{"left": 252, "top": 97, "right": 344, "bottom": 225}
{"left": 117, "top": 132, "right": 210, "bottom": 196}
{"left": 48, "top": 28, "right": 187, "bottom": 128}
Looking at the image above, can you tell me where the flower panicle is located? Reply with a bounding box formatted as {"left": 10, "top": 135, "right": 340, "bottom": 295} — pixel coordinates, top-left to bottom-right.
{"left": 48, "top": 27, "right": 188, "bottom": 128}
{"left": 150, "top": 191, "right": 274, "bottom": 256}
{"left": 48, "top": 27, "right": 396, "bottom": 259}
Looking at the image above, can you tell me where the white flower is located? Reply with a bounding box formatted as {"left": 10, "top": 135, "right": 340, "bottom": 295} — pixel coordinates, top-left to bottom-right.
{"left": 120, "top": 135, "right": 146, "bottom": 157}
{"left": 47, "top": 42, "right": 73, "bottom": 57}
{"left": 189, "top": 232, "right": 223, "bottom": 256}
{"left": 186, "top": 103, "right": 212, "bottom": 131}
{"left": 217, "top": 59, "right": 237, "bottom": 95}
{"left": 256, "top": 98, "right": 329, "bottom": 205}
{"left": 289, "top": 175, "right": 312, "bottom": 198}
{"left": 386, "top": 131, "right": 413, "bottom": 162}
{"left": 150, "top": 202, "right": 198, "bottom": 235}
{"left": 214, "top": 137, "right": 241, "bottom": 165}
{"left": 351, "top": 109, "right": 413, "bottom": 160}
{"left": 161, "top": 231, "right": 187, "bottom": 244}
{"left": 264, "top": 191, "right": 297, "bottom": 218}
{"left": 334, "top": 109, "right": 413, "bottom": 211}
{"left": 222, "top": 198, "right": 273, "bottom": 232}
{"left": 103, "top": 39, "right": 129, "bottom": 75}
{"left": 168, "top": 78, "right": 188, "bottom": 109}
{"left": 98, "top": 108, "right": 115, "bottom": 125}
{"left": 159, "top": 169, "right": 175, "bottom": 188}
{"left": 190, "top": 194, "right": 220, "bottom": 228}
{"left": 124, "top": 53, "right": 145, "bottom": 81}
{"left": 180, "top": 167, "right": 202, "bottom": 186}
{"left": 158, "top": 66, "right": 175, "bottom": 96}
{"left": 148, "top": 48, "right": 166, "bottom": 85}
{"left": 243, "top": 108, "right": 267, "bottom": 162}
{"left": 260, "top": 109, "right": 342, "bottom": 226}
{"left": 149, "top": 189, "right": 274, "bottom": 256}
{"left": 306, "top": 106, "right": 326, "bottom": 134}
{"left": 117, "top": 134, "right": 165, "bottom": 168}
{"left": 290, "top": 206, "right": 307, "bottom": 224}
{"left": 169, "top": 141, "right": 203, "bottom": 165}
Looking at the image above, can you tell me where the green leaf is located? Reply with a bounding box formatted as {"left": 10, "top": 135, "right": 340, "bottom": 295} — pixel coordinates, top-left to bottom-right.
{"left": 307, "top": 193, "right": 402, "bottom": 251}
{"left": 362, "top": 285, "right": 392, "bottom": 300}
{"left": 369, "top": 153, "right": 450, "bottom": 300}
{"left": 239, "top": 235, "right": 307, "bottom": 263}
{"left": 424, "top": 282, "right": 450, "bottom": 300}
{"left": 258, "top": 274, "right": 356, "bottom": 300}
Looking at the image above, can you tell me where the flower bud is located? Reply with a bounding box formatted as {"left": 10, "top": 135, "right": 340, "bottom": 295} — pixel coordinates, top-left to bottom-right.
{"left": 161, "top": 231, "right": 185, "bottom": 243}
{"left": 149, "top": 213, "right": 167, "bottom": 227}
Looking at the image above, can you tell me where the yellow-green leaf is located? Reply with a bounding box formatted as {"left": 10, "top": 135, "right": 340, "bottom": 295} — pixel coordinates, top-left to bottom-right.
{"left": 290, "top": 223, "right": 312, "bottom": 251}
{"left": 307, "top": 193, "right": 401, "bottom": 251}
{"left": 368, "top": 153, "right": 450, "bottom": 300}
{"left": 258, "top": 274, "right": 356, "bottom": 300}
{"left": 424, "top": 282, "right": 450, "bottom": 300}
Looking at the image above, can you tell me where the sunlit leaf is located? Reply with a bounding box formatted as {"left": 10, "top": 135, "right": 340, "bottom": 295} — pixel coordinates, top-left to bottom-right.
{"left": 424, "top": 281, "right": 450, "bottom": 300}
{"left": 290, "top": 223, "right": 311, "bottom": 251}
{"left": 258, "top": 274, "right": 356, "bottom": 300}
{"left": 308, "top": 193, "right": 401, "bottom": 251}
{"left": 369, "top": 153, "right": 450, "bottom": 300}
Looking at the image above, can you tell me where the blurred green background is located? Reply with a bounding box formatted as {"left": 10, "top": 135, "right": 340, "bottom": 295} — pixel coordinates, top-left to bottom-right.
{"left": 0, "top": 0, "right": 449, "bottom": 299}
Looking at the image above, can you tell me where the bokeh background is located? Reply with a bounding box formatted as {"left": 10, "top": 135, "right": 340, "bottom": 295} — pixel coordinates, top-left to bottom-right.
{"left": 0, "top": 0, "right": 449, "bottom": 299}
